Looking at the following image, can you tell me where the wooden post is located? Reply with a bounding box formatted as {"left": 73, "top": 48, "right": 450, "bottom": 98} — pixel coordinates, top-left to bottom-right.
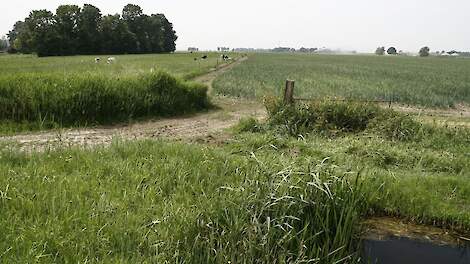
{"left": 284, "top": 80, "right": 295, "bottom": 105}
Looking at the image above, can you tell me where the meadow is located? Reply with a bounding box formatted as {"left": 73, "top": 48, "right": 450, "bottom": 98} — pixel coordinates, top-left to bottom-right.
{"left": 0, "top": 53, "right": 223, "bottom": 79}
{"left": 0, "top": 53, "right": 226, "bottom": 133}
{"left": 213, "top": 53, "right": 470, "bottom": 107}
{"left": 1, "top": 52, "right": 470, "bottom": 263}
{"left": 1, "top": 100, "right": 469, "bottom": 262}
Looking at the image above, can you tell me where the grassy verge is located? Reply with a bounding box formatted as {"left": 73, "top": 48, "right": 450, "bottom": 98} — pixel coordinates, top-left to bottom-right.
{"left": 0, "top": 140, "right": 364, "bottom": 263}
{"left": 0, "top": 71, "right": 209, "bottom": 134}
{"left": 1, "top": 100, "right": 468, "bottom": 262}
{"left": 236, "top": 99, "right": 470, "bottom": 230}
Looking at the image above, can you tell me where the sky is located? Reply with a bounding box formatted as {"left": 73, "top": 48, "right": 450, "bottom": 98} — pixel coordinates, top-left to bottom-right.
{"left": 1, "top": 0, "right": 469, "bottom": 53}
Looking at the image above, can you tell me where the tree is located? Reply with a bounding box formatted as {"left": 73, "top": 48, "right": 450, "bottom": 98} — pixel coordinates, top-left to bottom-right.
{"left": 419, "top": 46, "right": 430, "bottom": 57}
{"left": 146, "top": 14, "right": 164, "bottom": 53}
{"left": 375, "top": 46, "right": 385, "bottom": 55}
{"left": 8, "top": 21, "right": 33, "bottom": 53}
{"left": 122, "top": 4, "right": 147, "bottom": 52}
{"left": 159, "top": 14, "right": 177, "bottom": 52}
{"left": 0, "top": 36, "right": 8, "bottom": 51}
{"left": 55, "top": 5, "right": 81, "bottom": 55}
{"left": 77, "top": 4, "right": 102, "bottom": 54}
{"left": 100, "top": 14, "right": 137, "bottom": 54}
{"left": 387, "top": 47, "right": 397, "bottom": 55}
{"left": 25, "top": 10, "right": 60, "bottom": 56}
{"left": 6, "top": 4, "right": 178, "bottom": 56}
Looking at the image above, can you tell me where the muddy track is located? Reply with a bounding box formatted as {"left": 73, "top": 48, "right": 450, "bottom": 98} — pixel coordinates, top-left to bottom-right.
{"left": 0, "top": 57, "right": 266, "bottom": 151}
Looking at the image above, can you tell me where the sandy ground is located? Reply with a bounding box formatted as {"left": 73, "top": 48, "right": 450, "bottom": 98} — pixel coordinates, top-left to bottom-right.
{"left": 0, "top": 57, "right": 266, "bottom": 151}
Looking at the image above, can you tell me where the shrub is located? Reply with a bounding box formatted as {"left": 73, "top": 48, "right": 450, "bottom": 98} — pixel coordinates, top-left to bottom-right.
{"left": 369, "top": 112, "right": 423, "bottom": 141}
{"left": 265, "top": 99, "right": 427, "bottom": 141}
{"left": 419, "top": 46, "right": 430, "bottom": 57}
{"left": 266, "top": 99, "right": 382, "bottom": 136}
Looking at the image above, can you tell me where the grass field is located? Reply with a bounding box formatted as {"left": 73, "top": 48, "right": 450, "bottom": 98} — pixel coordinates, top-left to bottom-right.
{"left": 1, "top": 52, "right": 470, "bottom": 263}
{"left": 0, "top": 53, "right": 223, "bottom": 80}
{"left": 213, "top": 53, "right": 470, "bottom": 107}
{"left": 1, "top": 102, "right": 469, "bottom": 262}
{"left": 0, "top": 53, "right": 230, "bottom": 134}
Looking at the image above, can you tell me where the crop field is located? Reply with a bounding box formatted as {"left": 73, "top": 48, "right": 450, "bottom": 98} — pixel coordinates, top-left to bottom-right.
{"left": 0, "top": 52, "right": 469, "bottom": 263}
{"left": 213, "top": 53, "right": 470, "bottom": 107}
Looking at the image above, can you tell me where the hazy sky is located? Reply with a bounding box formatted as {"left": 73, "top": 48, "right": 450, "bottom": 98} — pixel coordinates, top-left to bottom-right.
{"left": 1, "top": 0, "right": 469, "bottom": 52}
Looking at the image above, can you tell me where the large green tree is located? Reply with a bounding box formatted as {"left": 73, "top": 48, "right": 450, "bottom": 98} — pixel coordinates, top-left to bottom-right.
{"left": 7, "top": 4, "right": 177, "bottom": 56}
{"left": 55, "top": 5, "right": 81, "bottom": 55}
{"left": 0, "top": 36, "right": 8, "bottom": 51}
{"left": 387, "top": 47, "right": 397, "bottom": 55}
{"left": 122, "top": 4, "right": 149, "bottom": 53}
{"left": 77, "top": 4, "right": 102, "bottom": 54}
{"left": 25, "top": 10, "right": 60, "bottom": 56}
{"left": 146, "top": 14, "right": 165, "bottom": 53}
{"left": 100, "top": 14, "right": 137, "bottom": 54}
{"left": 160, "top": 14, "right": 177, "bottom": 52}
{"left": 8, "top": 21, "right": 33, "bottom": 53}
{"left": 375, "top": 47, "right": 385, "bottom": 55}
{"left": 419, "top": 46, "right": 430, "bottom": 57}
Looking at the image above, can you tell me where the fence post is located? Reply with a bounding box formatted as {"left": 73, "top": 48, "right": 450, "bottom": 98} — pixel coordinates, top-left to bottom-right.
{"left": 284, "top": 80, "right": 295, "bottom": 105}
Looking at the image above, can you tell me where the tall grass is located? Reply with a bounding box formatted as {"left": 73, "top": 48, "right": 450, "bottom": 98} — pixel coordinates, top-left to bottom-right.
{"left": 0, "top": 71, "right": 209, "bottom": 127}
{"left": 264, "top": 98, "right": 426, "bottom": 141}
{"left": 213, "top": 53, "right": 470, "bottom": 107}
{"left": 0, "top": 140, "right": 364, "bottom": 263}
{"left": 233, "top": 98, "right": 470, "bottom": 231}
{"left": 0, "top": 101, "right": 468, "bottom": 262}
{"left": 183, "top": 159, "right": 364, "bottom": 263}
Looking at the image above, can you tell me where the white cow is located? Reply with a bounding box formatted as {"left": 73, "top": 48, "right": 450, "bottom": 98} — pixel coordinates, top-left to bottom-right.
{"left": 94, "top": 57, "right": 101, "bottom": 63}
{"left": 107, "top": 57, "right": 116, "bottom": 64}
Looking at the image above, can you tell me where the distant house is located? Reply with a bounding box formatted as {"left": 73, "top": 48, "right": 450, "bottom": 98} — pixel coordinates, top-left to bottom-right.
{"left": 272, "top": 47, "right": 295, "bottom": 52}
{"left": 440, "top": 51, "right": 459, "bottom": 57}
{"left": 299, "top": 47, "right": 318, "bottom": 53}
{"left": 188, "top": 47, "right": 199, "bottom": 52}
{"left": 217, "top": 47, "right": 230, "bottom": 52}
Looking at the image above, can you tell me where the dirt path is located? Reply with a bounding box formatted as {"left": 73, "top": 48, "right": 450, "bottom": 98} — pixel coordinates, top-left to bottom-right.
{"left": 0, "top": 57, "right": 266, "bottom": 151}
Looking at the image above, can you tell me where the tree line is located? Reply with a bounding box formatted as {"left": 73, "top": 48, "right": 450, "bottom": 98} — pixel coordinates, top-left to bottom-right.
{"left": 375, "top": 46, "right": 431, "bottom": 57}
{"left": 7, "top": 4, "right": 177, "bottom": 56}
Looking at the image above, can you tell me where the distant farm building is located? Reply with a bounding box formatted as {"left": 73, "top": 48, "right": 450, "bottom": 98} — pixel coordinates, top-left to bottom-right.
{"left": 440, "top": 51, "right": 460, "bottom": 57}
{"left": 188, "top": 47, "right": 199, "bottom": 52}
{"left": 217, "top": 47, "right": 230, "bottom": 52}
{"left": 272, "top": 47, "right": 296, "bottom": 52}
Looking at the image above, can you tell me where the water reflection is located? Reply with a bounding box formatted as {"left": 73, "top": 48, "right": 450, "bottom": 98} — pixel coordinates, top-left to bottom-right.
{"left": 362, "top": 237, "right": 470, "bottom": 264}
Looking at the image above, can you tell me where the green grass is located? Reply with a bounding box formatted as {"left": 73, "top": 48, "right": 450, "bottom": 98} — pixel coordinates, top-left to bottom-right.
{"left": 213, "top": 53, "right": 470, "bottom": 107}
{"left": 0, "top": 140, "right": 364, "bottom": 263}
{"left": 0, "top": 52, "right": 237, "bottom": 134}
{"left": 240, "top": 100, "right": 470, "bottom": 230}
{"left": 0, "top": 101, "right": 469, "bottom": 262}
{"left": 0, "top": 53, "right": 225, "bottom": 80}
{"left": 0, "top": 71, "right": 209, "bottom": 133}
{"left": 1, "top": 51, "right": 470, "bottom": 262}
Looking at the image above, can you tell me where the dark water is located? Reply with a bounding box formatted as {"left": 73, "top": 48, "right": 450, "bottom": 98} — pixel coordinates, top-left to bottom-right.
{"left": 362, "top": 237, "right": 470, "bottom": 264}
